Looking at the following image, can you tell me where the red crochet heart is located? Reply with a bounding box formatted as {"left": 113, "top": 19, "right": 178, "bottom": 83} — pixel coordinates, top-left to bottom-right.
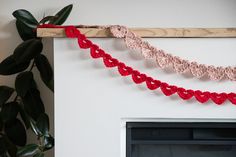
{"left": 210, "top": 92, "right": 227, "bottom": 105}
{"left": 103, "top": 54, "right": 119, "bottom": 67}
{"left": 146, "top": 77, "right": 161, "bottom": 90}
{"left": 177, "top": 88, "right": 194, "bottom": 100}
{"left": 132, "top": 70, "right": 147, "bottom": 84}
{"left": 78, "top": 38, "right": 92, "bottom": 49}
{"left": 77, "top": 33, "right": 86, "bottom": 40}
{"left": 160, "top": 83, "right": 177, "bottom": 96}
{"left": 90, "top": 44, "right": 105, "bottom": 58}
{"left": 65, "top": 26, "right": 80, "bottom": 38}
{"left": 227, "top": 93, "right": 236, "bottom": 105}
{"left": 194, "top": 90, "right": 210, "bottom": 103}
{"left": 118, "top": 62, "right": 133, "bottom": 76}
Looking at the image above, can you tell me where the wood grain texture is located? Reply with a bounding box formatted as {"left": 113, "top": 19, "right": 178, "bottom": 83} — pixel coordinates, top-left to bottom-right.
{"left": 37, "top": 28, "right": 236, "bottom": 38}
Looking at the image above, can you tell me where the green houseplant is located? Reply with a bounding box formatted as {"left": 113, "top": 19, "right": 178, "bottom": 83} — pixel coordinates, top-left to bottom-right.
{"left": 0, "top": 4, "right": 73, "bottom": 157}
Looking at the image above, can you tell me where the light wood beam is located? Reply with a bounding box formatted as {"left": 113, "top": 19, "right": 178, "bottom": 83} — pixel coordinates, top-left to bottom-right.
{"left": 37, "top": 28, "right": 236, "bottom": 38}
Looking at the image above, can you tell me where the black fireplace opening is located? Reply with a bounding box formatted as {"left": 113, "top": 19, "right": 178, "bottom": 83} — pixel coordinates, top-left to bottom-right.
{"left": 126, "top": 122, "right": 236, "bottom": 157}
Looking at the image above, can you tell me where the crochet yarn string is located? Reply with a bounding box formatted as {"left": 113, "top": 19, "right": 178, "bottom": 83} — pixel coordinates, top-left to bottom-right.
{"left": 38, "top": 24, "right": 236, "bottom": 105}
{"left": 108, "top": 25, "right": 236, "bottom": 81}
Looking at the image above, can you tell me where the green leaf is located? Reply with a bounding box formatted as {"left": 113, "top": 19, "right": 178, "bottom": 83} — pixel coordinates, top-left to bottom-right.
{"left": 16, "top": 20, "right": 36, "bottom": 41}
{"left": 0, "top": 55, "right": 30, "bottom": 75}
{"left": 39, "top": 16, "right": 55, "bottom": 24}
{"left": 0, "top": 115, "right": 3, "bottom": 131}
{"left": 36, "top": 113, "right": 49, "bottom": 136}
{"left": 13, "top": 39, "right": 43, "bottom": 63}
{"left": 5, "top": 118, "right": 26, "bottom": 146}
{"left": 33, "top": 153, "right": 44, "bottom": 157}
{"left": 15, "top": 71, "right": 36, "bottom": 97}
{"left": 3, "top": 135, "right": 17, "bottom": 157}
{"left": 22, "top": 88, "right": 45, "bottom": 121}
{"left": 43, "top": 135, "right": 54, "bottom": 151}
{"left": 18, "top": 105, "right": 30, "bottom": 129}
{"left": 35, "top": 54, "right": 54, "bottom": 91}
{"left": 29, "top": 119, "right": 41, "bottom": 136}
{"left": 1, "top": 102, "right": 19, "bottom": 123}
{"left": 0, "top": 86, "right": 14, "bottom": 107}
{"left": 12, "top": 9, "right": 38, "bottom": 28}
{"left": 0, "top": 137, "right": 7, "bottom": 155}
{"left": 17, "top": 144, "right": 38, "bottom": 157}
{"left": 49, "top": 4, "right": 73, "bottom": 25}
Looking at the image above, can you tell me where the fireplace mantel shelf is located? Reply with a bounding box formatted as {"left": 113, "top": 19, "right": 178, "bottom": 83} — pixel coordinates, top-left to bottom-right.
{"left": 37, "top": 27, "right": 236, "bottom": 38}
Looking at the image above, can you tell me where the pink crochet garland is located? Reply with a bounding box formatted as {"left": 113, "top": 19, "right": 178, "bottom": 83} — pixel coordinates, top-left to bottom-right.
{"left": 109, "top": 25, "right": 236, "bottom": 81}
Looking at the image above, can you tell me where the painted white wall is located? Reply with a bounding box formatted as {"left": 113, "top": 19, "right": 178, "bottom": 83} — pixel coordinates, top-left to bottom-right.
{"left": 1, "top": 0, "right": 236, "bottom": 157}
{"left": 53, "top": 1, "right": 236, "bottom": 157}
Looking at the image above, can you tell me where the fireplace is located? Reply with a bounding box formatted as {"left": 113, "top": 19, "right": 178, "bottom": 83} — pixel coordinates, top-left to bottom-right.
{"left": 126, "top": 122, "right": 236, "bottom": 157}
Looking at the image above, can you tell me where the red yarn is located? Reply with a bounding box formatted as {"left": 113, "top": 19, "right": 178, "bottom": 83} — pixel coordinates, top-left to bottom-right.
{"left": 194, "top": 90, "right": 210, "bottom": 103}
{"left": 90, "top": 44, "right": 105, "bottom": 58}
{"left": 177, "top": 88, "right": 194, "bottom": 100}
{"left": 132, "top": 70, "right": 147, "bottom": 84}
{"left": 38, "top": 24, "right": 236, "bottom": 105}
{"left": 118, "top": 63, "right": 133, "bottom": 76}
{"left": 160, "top": 83, "right": 177, "bottom": 96}
{"left": 210, "top": 93, "right": 227, "bottom": 105}
{"left": 146, "top": 77, "right": 161, "bottom": 90}
{"left": 228, "top": 93, "right": 236, "bottom": 104}
{"left": 103, "top": 54, "right": 119, "bottom": 67}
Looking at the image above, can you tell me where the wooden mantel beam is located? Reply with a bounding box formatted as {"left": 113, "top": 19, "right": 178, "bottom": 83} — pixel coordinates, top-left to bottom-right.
{"left": 37, "top": 27, "right": 236, "bottom": 38}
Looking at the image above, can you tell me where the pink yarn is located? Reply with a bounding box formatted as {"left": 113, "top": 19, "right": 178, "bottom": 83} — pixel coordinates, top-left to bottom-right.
{"left": 109, "top": 25, "right": 236, "bottom": 81}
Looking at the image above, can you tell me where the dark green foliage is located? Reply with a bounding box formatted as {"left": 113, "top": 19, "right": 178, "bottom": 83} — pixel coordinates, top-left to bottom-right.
{"left": 13, "top": 9, "right": 39, "bottom": 41}
{"left": 35, "top": 54, "right": 54, "bottom": 91}
{"left": 0, "top": 86, "right": 14, "bottom": 107}
{"left": 36, "top": 113, "right": 49, "bottom": 136}
{"left": 1, "top": 102, "right": 19, "bottom": 123}
{"left": 0, "top": 4, "right": 73, "bottom": 157}
{"left": 49, "top": 4, "right": 73, "bottom": 25}
{"left": 22, "top": 88, "right": 45, "bottom": 121}
{"left": 16, "top": 20, "right": 36, "bottom": 41}
{"left": 5, "top": 119, "right": 26, "bottom": 147}
{"left": 12, "top": 9, "right": 38, "bottom": 28}
{"left": 0, "top": 55, "right": 30, "bottom": 75}
{"left": 15, "top": 71, "right": 36, "bottom": 97}
{"left": 13, "top": 39, "right": 43, "bottom": 63}
{"left": 3, "top": 135, "right": 17, "bottom": 157}
{"left": 43, "top": 135, "right": 54, "bottom": 151}
{"left": 17, "top": 144, "right": 39, "bottom": 157}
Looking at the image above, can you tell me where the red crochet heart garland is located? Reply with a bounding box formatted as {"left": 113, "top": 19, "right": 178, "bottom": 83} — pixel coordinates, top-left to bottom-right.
{"left": 90, "top": 44, "right": 105, "bottom": 58}
{"left": 177, "top": 88, "right": 194, "bottom": 100}
{"left": 160, "top": 83, "right": 177, "bottom": 96}
{"left": 103, "top": 54, "right": 119, "bottom": 67}
{"left": 132, "top": 70, "right": 147, "bottom": 84}
{"left": 146, "top": 77, "right": 161, "bottom": 90}
{"left": 194, "top": 90, "right": 210, "bottom": 103}
{"left": 118, "top": 62, "right": 133, "bottom": 76}
{"left": 38, "top": 24, "right": 236, "bottom": 105}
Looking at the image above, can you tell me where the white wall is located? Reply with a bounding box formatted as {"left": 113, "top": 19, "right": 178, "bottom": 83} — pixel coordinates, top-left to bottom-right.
{"left": 1, "top": 0, "right": 236, "bottom": 157}
{"left": 53, "top": 1, "right": 236, "bottom": 157}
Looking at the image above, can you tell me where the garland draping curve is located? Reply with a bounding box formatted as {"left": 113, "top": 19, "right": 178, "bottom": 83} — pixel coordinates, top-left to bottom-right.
{"left": 38, "top": 24, "right": 236, "bottom": 105}
{"left": 108, "top": 25, "right": 236, "bottom": 81}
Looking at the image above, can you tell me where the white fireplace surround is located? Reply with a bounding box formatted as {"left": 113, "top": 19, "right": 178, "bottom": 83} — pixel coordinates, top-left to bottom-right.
{"left": 52, "top": 1, "right": 236, "bottom": 157}
{"left": 54, "top": 37, "right": 236, "bottom": 157}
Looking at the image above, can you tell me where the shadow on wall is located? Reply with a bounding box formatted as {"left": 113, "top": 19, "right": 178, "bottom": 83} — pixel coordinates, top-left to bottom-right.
{"left": 0, "top": 20, "right": 23, "bottom": 85}
{"left": 0, "top": 20, "right": 22, "bottom": 57}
